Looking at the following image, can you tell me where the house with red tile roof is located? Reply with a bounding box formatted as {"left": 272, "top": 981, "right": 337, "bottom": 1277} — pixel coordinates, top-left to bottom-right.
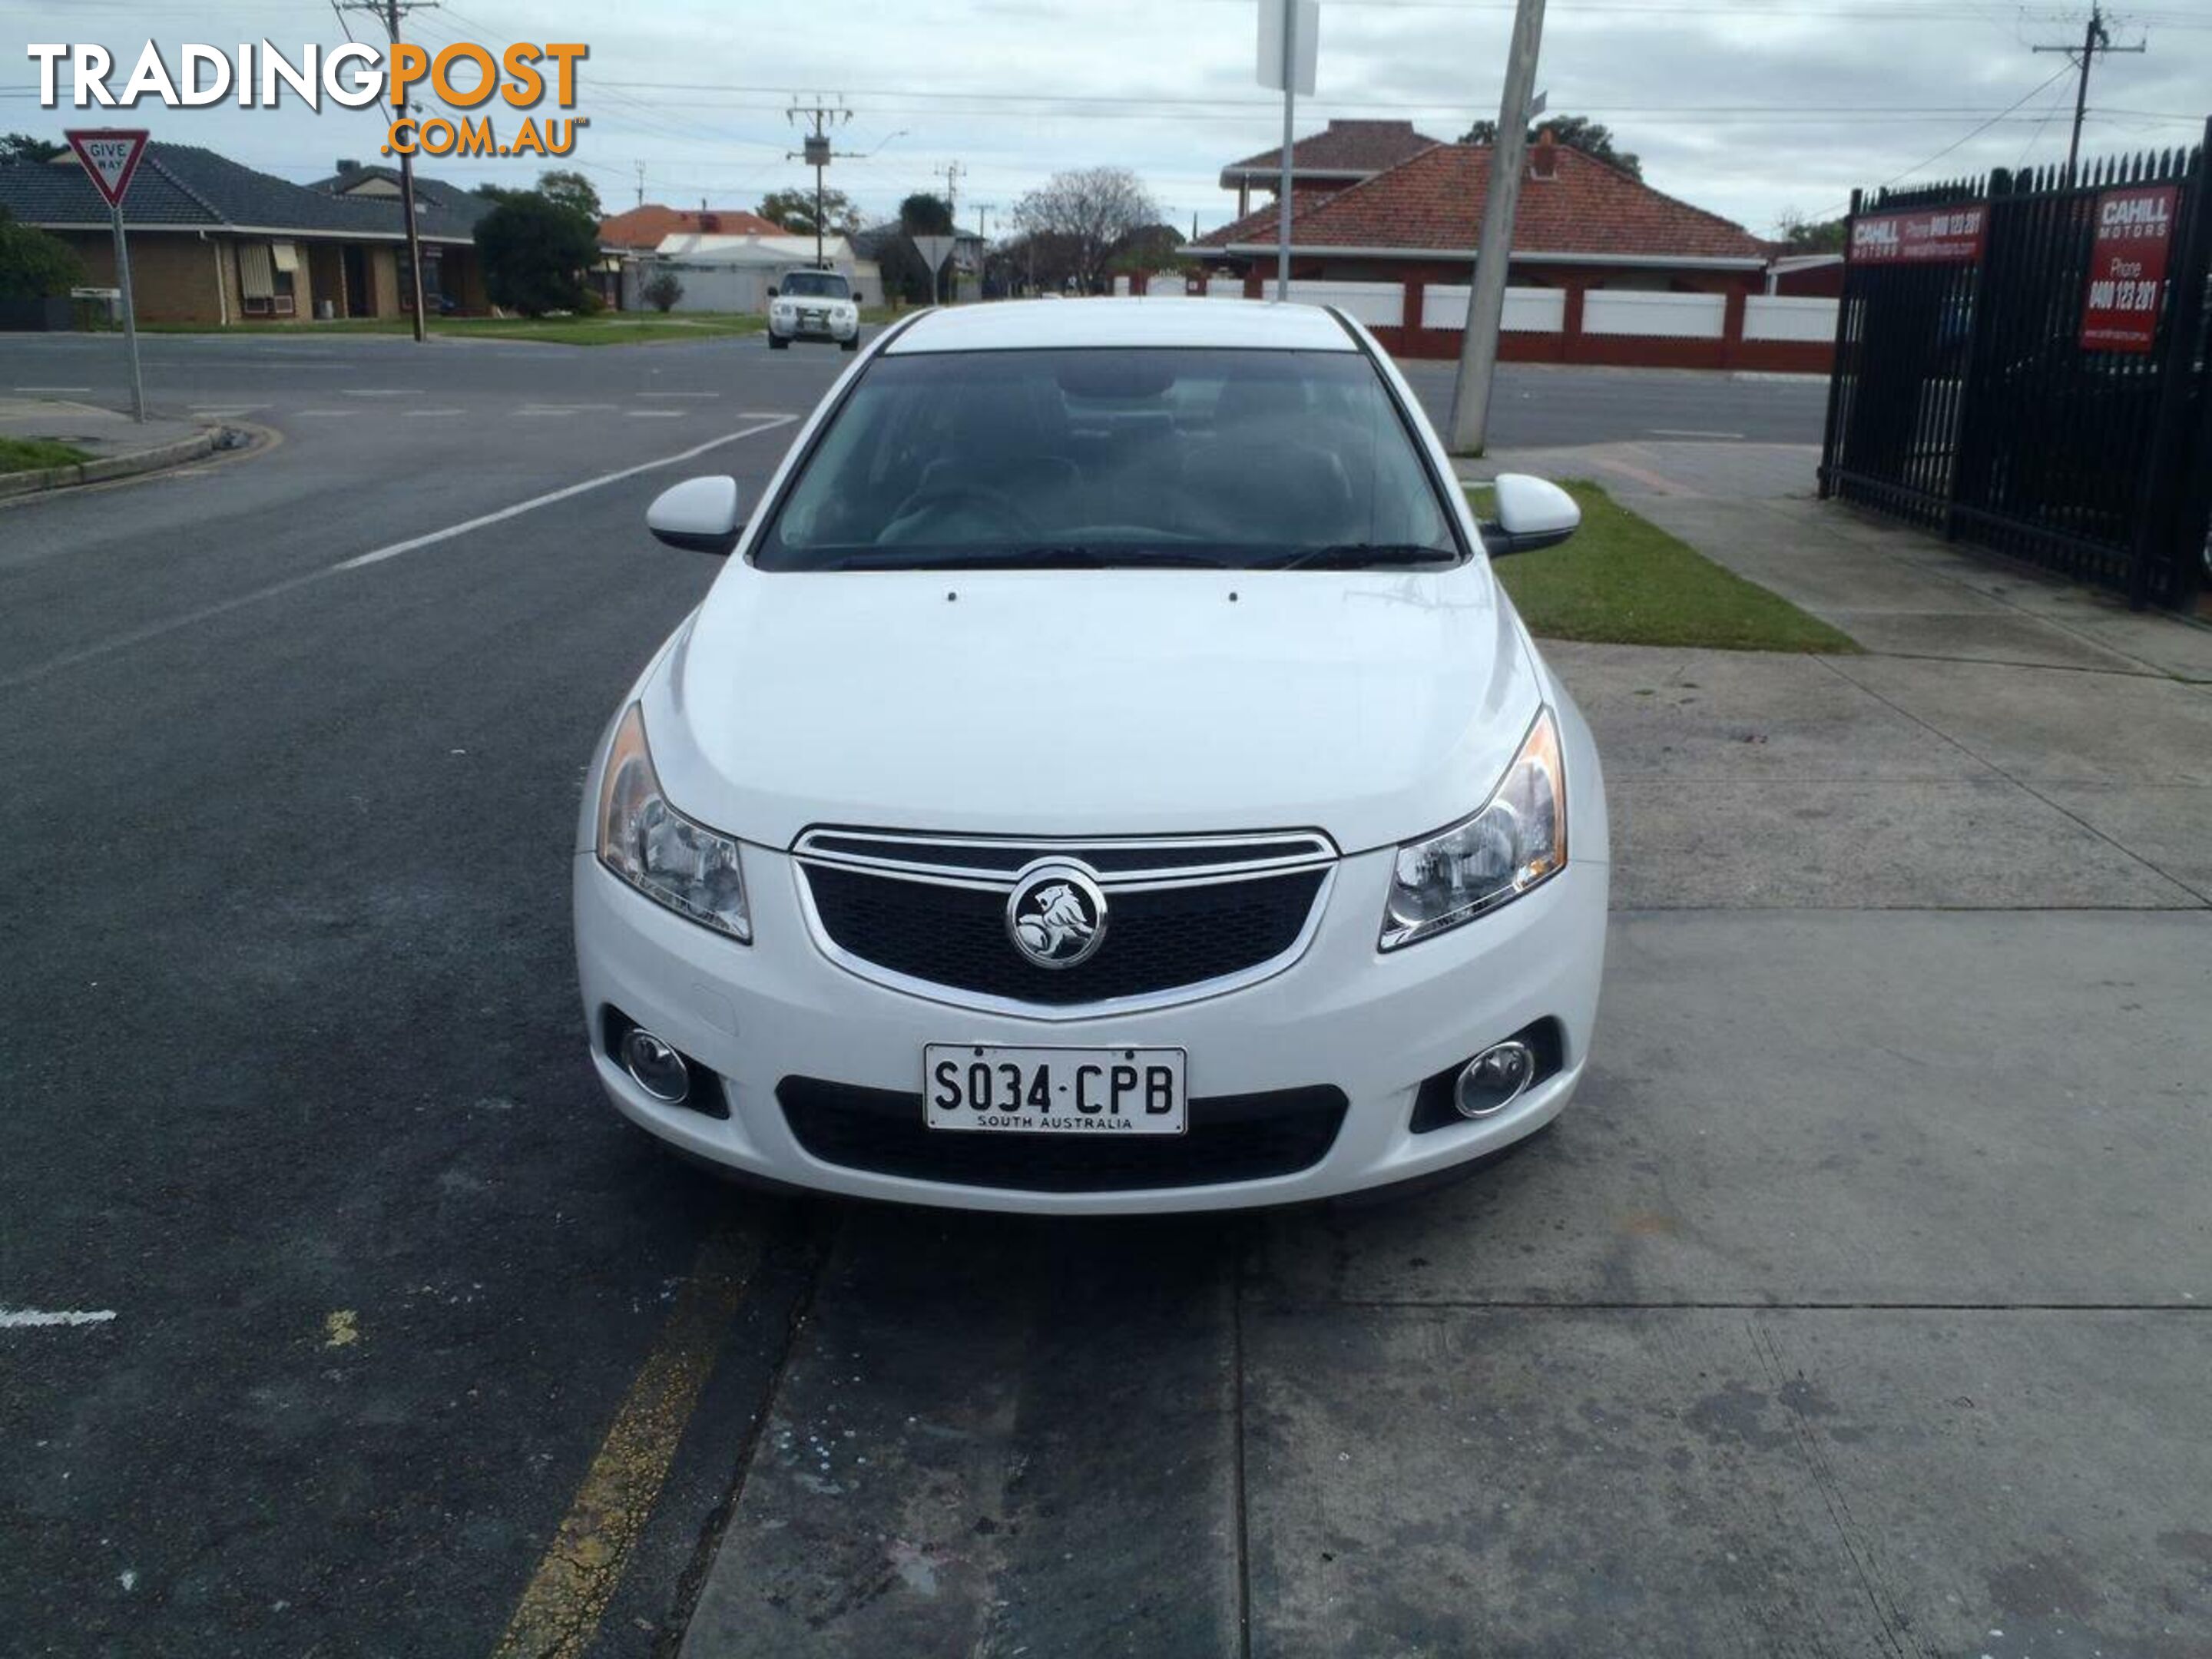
{"left": 1196, "top": 129, "right": 1770, "bottom": 287}
{"left": 1180, "top": 128, "right": 1830, "bottom": 372}
{"left": 598, "top": 204, "right": 784, "bottom": 250}
{"left": 1217, "top": 118, "right": 1445, "bottom": 218}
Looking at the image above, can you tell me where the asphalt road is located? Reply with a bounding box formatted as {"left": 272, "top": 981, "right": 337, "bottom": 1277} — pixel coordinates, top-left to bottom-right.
{"left": 14, "top": 328, "right": 2157, "bottom": 1659}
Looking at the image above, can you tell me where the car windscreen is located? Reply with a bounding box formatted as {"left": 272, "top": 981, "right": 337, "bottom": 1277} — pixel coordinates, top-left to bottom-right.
{"left": 780, "top": 272, "right": 847, "bottom": 297}
{"left": 753, "top": 346, "right": 1462, "bottom": 571}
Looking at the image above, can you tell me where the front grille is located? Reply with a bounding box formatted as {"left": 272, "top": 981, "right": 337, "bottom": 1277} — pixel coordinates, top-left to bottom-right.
{"left": 779, "top": 1077, "right": 1347, "bottom": 1192}
{"left": 801, "top": 863, "right": 1327, "bottom": 1007}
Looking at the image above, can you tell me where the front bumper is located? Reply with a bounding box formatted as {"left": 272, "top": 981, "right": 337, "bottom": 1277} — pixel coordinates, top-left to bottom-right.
{"left": 770, "top": 311, "right": 858, "bottom": 342}
{"left": 573, "top": 839, "right": 1608, "bottom": 1214}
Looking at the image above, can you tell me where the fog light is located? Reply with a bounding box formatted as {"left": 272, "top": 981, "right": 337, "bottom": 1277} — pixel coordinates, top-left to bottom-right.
{"left": 1455, "top": 1041, "right": 1535, "bottom": 1119}
{"left": 621, "top": 1028, "right": 691, "bottom": 1104}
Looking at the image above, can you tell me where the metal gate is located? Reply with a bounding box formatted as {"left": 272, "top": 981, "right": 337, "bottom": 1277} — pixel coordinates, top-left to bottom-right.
{"left": 1820, "top": 121, "right": 2211, "bottom": 609}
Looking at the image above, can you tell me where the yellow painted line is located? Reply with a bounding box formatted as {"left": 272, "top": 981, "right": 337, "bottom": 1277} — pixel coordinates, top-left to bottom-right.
{"left": 492, "top": 1219, "right": 760, "bottom": 1659}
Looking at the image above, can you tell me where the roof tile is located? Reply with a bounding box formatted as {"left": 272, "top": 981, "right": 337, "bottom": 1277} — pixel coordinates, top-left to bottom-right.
{"left": 1211, "top": 141, "right": 1770, "bottom": 262}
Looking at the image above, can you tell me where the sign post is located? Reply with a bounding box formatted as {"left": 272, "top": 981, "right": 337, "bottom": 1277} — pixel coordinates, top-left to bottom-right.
{"left": 65, "top": 128, "right": 151, "bottom": 423}
{"left": 1257, "top": 0, "right": 1318, "bottom": 302}
{"left": 911, "top": 235, "right": 958, "bottom": 308}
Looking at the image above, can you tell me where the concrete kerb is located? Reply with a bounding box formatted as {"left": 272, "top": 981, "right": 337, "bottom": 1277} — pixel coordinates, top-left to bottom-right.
{"left": 0, "top": 426, "right": 220, "bottom": 498}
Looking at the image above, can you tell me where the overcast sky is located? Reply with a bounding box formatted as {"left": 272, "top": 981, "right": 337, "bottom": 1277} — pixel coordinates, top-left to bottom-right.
{"left": 5, "top": 1, "right": 2207, "bottom": 240}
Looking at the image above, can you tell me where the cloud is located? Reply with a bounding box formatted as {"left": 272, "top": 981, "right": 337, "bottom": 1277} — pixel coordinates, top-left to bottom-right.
{"left": 4, "top": 0, "right": 2204, "bottom": 238}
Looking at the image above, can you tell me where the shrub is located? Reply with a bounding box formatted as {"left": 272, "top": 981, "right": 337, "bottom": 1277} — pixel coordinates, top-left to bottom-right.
{"left": 643, "top": 270, "right": 684, "bottom": 313}
{"left": 0, "top": 207, "right": 84, "bottom": 300}
{"left": 472, "top": 193, "right": 598, "bottom": 317}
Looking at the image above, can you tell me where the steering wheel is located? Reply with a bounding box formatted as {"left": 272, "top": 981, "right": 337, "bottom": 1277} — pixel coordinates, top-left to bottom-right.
{"left": 882, "top": 482, "right": 1042, "bottom": 543}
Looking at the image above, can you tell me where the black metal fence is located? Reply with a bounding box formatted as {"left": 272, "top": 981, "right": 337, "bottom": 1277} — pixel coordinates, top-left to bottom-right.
{"left": 1820, "top": 122, "right": 2212, "bottom": 609}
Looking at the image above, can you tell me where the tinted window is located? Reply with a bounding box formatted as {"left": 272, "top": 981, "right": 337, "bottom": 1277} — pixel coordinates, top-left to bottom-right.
{"left": 756, "top": 347, "right": 1460, "bottom": 571}
{"left": 780, "top": 271, "right": 848, "bottom": 298}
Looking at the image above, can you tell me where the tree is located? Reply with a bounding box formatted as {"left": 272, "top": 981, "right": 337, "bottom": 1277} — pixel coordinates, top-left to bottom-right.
{"left": 474, "top": 194, "right": 599, "bottom": 316}
{"left": 0, "top": 205, "right": 84, "bottom": 300}
{"left": 472, "top": 183, "right": 525, "bottom": 204}
{"left": 0, "top": 133, "right": 66, "bottom": 165}
{"left": 758, "top": 187, "right": 860, "bottom": 237}
{"left": 1011, "top": 167, "right": 1161, "bottom": 294}
{"left": 899, "top": 193, "right": 954, "bottom": 236}
{"left": 537, "top": 168, "right": 601, "bottom": 224}
{"left": 1777, "top": 210, "right": 1847, "bottom": 253}
{"left": 1459, "top": 114, "right": 1641, "bottom": 181}
{"left": 642, "top": 270, "right": 684, "bottom": 313}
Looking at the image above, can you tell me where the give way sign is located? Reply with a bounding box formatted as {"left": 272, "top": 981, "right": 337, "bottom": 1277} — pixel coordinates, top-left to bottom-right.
{"left": 65, "top": 128, "right": 150, "bottom": 207}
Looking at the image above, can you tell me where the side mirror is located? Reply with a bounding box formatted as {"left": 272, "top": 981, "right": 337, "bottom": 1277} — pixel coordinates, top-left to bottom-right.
{"left": 1482, "top": 473, "right": 1580, "bottom": 556}
{"left": 647, "top": 475, "right": 743, "bottom": 556}
{"left": 765, "top": 284, "right": 779, "bottom": 298}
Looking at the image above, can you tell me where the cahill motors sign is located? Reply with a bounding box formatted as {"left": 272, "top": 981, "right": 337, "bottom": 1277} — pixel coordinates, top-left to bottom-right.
{"left": 2080, "top": 184, "right": 2178, "bottom": 354}
{"left": 23, "top": 40, "right": 589, "bottom": 159}
{"left": 1848, "top": 204, "right": 1988, "bottom": 266}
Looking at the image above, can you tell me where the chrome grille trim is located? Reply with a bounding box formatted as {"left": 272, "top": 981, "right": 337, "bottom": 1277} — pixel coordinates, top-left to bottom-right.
{"left": 791, "top": 827, "right": 1338, "bottom": 889}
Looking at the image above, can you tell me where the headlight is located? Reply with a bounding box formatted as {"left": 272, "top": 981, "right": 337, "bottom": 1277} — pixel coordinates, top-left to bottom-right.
{"left": 1380, "top": 707, "right": 1565, "bottom": 950}
{"left": 595, "top": 704, "right": 750, "bottom": 942}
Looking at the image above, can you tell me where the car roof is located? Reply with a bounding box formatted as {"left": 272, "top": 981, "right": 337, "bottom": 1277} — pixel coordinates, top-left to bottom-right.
{"left": 883, "top": 296, "right": 1359, "bottom": 354}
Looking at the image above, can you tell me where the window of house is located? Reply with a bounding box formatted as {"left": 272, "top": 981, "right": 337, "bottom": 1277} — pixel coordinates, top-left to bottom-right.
{"left": 239, "top": 242, "right": 298, "bottom": 316}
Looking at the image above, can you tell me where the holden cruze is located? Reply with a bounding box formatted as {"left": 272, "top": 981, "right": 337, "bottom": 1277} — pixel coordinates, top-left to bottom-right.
{"left": 575, "top": 298, "right": 1608, "bottom": 1213}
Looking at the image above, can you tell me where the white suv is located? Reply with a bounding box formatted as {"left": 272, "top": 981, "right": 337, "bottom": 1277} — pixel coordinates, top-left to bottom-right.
{"left": 767, "top": 268, "right": 859, "bottom": 351}
{"left": 575, "top": 299, "right": 1609, "bottom": 1213}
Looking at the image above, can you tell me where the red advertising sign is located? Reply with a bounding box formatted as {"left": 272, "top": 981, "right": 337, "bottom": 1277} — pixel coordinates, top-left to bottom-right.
{"left": 1849, "top": 204, "right": 1988, "bottom": 265}
{"left": 64, "top": 128, "right": 150, "bottom": 209}
{"left": 2080, "top": 183, "right": 2179, "bottom": 354}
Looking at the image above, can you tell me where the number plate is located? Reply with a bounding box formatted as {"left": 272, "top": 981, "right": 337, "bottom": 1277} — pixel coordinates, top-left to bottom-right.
{"left": 924, "top": 1045, "right": 1186, "bottom": 1135}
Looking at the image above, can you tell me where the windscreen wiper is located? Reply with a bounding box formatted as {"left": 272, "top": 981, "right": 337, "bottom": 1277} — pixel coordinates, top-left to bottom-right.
{"left": 1268, "top": 543, "right": 1459, "bottom": 571}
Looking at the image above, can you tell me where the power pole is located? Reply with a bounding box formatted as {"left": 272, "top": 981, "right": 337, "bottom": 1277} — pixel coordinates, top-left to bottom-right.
{"left": 634, "top": 162, "right": 645, "bottom": 210}
{"left": 785, "top": 96, "right": 855, "bottom": 270}
{"left": 938, "top": 162, "right": 965, "bottom": 300}
{"left": 2033, "top": 5, "right": 2144, "bottom": 181}
{"left": 341, "top": 0, "right": 435, "bottom": 340}
{"left": 1446, "top": 0, "right": 1545, "bottom": 455}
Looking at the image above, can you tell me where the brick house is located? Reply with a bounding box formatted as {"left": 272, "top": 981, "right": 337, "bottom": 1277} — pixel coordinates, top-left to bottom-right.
{"left": 1184, "top": 130, "right": 1833, "bottom": 369}
{"left": 0, "top": 144, "right": 488, "bottom": 325}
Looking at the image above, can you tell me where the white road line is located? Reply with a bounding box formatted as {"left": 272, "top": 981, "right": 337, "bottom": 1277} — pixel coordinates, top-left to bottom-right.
{"left": 1, "top": 1307, "right": 117, "bottom": 1329}
{"left": 406, "top": 409, "right": 465, "bottom": 418}
{"left": 14, "top": 385, "right": 91, "bottom": 392}
{"left": 1, "top": 417, "right": 796, "bottom": 690}
{"left": 515, "top": 409, "right": 578, "bottom": 417}
{"left": 518, "top": 403, "right": 620, "bottom": 414}
{"left": 627, "top": 409, "right": 686, "bottom": 418}
{"left": 1648, "top": 428, "right": 1746, "bottom": 439}
{"left": 636, "top": 391, "right": 720, "bottom": 399}
{"left": 333, "top": 415, "right": 796, "bottom": 568}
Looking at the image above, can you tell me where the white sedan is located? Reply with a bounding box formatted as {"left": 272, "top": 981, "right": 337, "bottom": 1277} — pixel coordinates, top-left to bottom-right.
{"left": 575, "top": 298, "right": 1609, "bottom": 1213}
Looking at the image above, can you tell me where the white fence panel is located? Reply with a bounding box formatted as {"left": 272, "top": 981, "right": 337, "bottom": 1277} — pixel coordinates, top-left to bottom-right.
{"left": 1582, "top": 290, "right": 1727, "bottom": 339}
{"left": 1744, "top": 294, "right": 1839, "bottom": 342}
{"left": 1206, "top": 276, "right": 1246, "bottom": 299}
{"left": 1419, "top": 285, "right": 1564, "bottom": 333}
{"left": 1112, "top": 275, "right": 1133, "bottom": 296}
{"left": 1284, "top": 279, "right": 1403, "bottom": 326}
